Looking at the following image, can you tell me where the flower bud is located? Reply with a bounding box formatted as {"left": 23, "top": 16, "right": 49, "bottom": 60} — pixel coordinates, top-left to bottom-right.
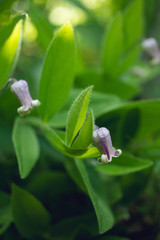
{"left": 142, "top": 38, "right": 160, "bottom": 64}
{"left": 92, "top": 125, "right": 122, "bottom": 164}
{"left": 11, "top": 80, "right": 40, "bottom": 116}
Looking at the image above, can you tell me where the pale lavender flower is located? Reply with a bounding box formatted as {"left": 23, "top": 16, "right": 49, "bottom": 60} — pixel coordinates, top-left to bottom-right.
{"left": 92, "top": 125, "right": 122, "bottom": 164}
{"left": 11, "top": 80, "right": 40, "bottom": 116}
{"left": 142, "top": 38, "right": 160, "bottom": 64}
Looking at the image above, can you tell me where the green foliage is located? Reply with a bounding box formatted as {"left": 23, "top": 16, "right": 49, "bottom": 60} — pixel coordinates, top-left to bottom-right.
{"left": 72, "top": 109, "right": 94, "bottom": 149}
{"left": 12, "top": 117, "right": 40, "bottom": 179}
{"left": 39, "top": 22, "right": 75, "bottom": 121}
{"left": 0, "top": 15, "right": 24, "bottom": 88}
{"left": 75, "top": 72, "right": 139, "bottom": 100}
{"left": 50, "top": 89, "right": 121, "bottom": 128}
{"left": 119, "top": 0, "right": 144, "bottom": 73}
{"left": 0, "top": 191, "right": 12, "bottom": 235}
{"left": 51, "top": 214, "right": 98, "bottom": 239}
{"left": 29, "top": 2, "right": 53, "bottom": 50}
{"left": 65, "top": 86, "right": 93, "bottom": 146}
{"left": 97, "top": 99, "right": 160, "bottom": 145}
{"left": 75, "top": 159, "right": 114, "bottom": 234}
{"left": 11, "top": 184, "right": 51, "bottom": 238}
{"left": 95, "top": 152, "right": 153, "bottom": 175}
{"left": 102, "top": 0, "right": 144, "bottom": 77}
{"left": 37, "top": 121, "right": 98, "bottom": 159}
{"left": 123, "top": 0, "right": 144, "bottom": 50}
{"left": 102, "top": 12, "right": 124, "bottom": 78}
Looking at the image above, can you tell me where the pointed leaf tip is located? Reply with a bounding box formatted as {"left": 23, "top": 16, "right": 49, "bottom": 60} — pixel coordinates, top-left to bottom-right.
{"left": 65, "top": 86, "right": 93, "bottom": 146}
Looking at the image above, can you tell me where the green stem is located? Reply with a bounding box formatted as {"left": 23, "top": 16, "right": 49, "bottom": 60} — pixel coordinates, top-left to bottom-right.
{"left": 0, "top": 78, "right": 17, "bottom": 94}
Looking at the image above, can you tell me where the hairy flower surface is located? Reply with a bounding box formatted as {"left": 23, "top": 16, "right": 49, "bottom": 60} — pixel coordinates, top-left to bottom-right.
{"left": 92, "top": 125, "right": 122, "bottom": 164}
{"left": 11, "top": 80, "right": 40, "bottom": 116}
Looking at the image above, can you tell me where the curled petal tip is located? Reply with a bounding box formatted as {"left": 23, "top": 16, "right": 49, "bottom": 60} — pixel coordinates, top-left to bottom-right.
{"left": 114, "top": 149, "right": 122, "bottom": 157}
{"left": 31, "top": 99, "right": 41, "bottom": 107}
{"left": 17, "top": 106, "right": 31, "bottom": 116}
{"left": 101, "top": 154, "right": 111, "bottom": 163}
{"left": 97, "top": 157, "right": 103, "bottom": 164}
{"left": 97, "top": 154, "right": 112, "bottom": 164}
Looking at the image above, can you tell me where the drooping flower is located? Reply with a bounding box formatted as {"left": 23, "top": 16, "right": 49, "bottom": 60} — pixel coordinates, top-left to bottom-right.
{"left": 11, "top": 79, "right": 40, "bottom": 116}
{"left": 142, "top": 38, "right": 160, "bottom": 64}
{"left": 92, "top": 125, "right": 122, "bottom": 164}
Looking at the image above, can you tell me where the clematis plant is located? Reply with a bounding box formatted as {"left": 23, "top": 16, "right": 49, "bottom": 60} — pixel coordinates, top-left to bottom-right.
{"left": 92, "top": 125, "right": 122, "bottom": 164}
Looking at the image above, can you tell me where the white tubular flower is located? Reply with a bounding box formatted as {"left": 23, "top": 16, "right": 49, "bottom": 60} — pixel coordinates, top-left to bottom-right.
{"left": 11, "top": 80, "right": 41, "bottom": 116}
{"left": 142, "top": 38, "right": 160, "bottom": 64}
{"left": 92, "top": 125, "right": 122, "bottom": 164}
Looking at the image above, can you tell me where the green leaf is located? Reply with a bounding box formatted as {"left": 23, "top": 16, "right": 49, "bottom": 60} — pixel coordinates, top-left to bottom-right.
{"left": 100, "top": 78, "right": 139, "bottom": 100}
{"left": 0, "top": 191, "right": 12, "bottom": 235}
{"left": 75, "top": 159, "right": 114, "bottom": 234}
{"left": 26, "top": 171, "right": 74, "bottom": 201}
{"left": 41, "top": 124, "right": 99, "bottom": 159}
{"left": 39, "top": 22, "right": 75, "bottom": 121}
{"left": 0, "top": 123, "right": 13, "bottom": 154}
{"left": 123, "top": 0, "right": 144, "bottom": 50}
{"left": 104, "top": 179, "right": 122, "bottom": 205}
{"left": 118, "top": 0, "right": 144, "bottom": 73}
{"left": 97, "top": 99, "right": 160, "bottom": 144}
{"left": 140, "top": 144, "right": 160, "bottom": 161}
{"left": 65, "top": 86, "right": 93, "bottom": 146}
{"left": 26, "top": 116, "right": 99, "bottom": 159}
{"left": 120, "top": 168, "right": 151, "bottom": 204}
{"left": 29, "top": 2, "right": 53, "bottom": 50}
{"left": 72, "top": 109, "right": 94, "bottom": 149}
{"left": 75, "top": 72, "right": 139, "bottom": 100}
{"left": 11, "top": 184, "right": 50, "bottom": 238}
{"left": 26, "top": 171, "right": 79, "bottom": 223}
{"left": 64, "top": 158, "right": 87, "bottom": 193}
{"left": 0, "top": 14, "right": 25, "bottom": 48}
{"left": 51, "top": 214, "right": 98, "bottom": 239}
{"left": 12, "top": 117, "right": 40, "bottom": 179}
{"left": 0, "top": 17, "right": 23, "bottom": 88}
{"left": 102, "top": 12, "right": 124, "bottom": 77}
{"left": 49, "top": 88, "right": 121, "bottom": 128}
{"left": 95, "top": 152, "right": 153, "bottom": 176}
{"left": 76, "top": 147, "right": 99, "bottom": 159}
{"left": 65, "top": 159, "right": 122, "bottom": 206}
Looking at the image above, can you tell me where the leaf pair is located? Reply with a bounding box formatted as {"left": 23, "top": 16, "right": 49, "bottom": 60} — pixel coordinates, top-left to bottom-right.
{"left": 49, "top": 89, "right": 121, "bottom": 128}
{"left": 65, "top": 86, "right": 94, "bottom": 149}
{"left": 39, "top": 85, "right": 94, "bottom": 153}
